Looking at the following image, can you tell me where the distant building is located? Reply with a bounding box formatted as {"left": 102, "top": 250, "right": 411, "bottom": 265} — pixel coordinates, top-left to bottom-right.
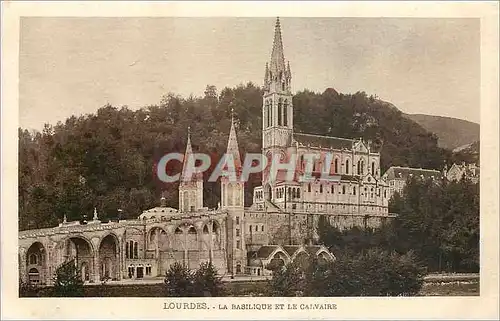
{"left": 382, "top": 166, "right": 442, "bottom": 197}
{"left": 446, "top": 162, "right": 480, "bottom": 184}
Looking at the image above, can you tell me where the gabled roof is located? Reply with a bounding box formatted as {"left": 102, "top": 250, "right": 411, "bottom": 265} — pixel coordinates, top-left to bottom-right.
{"left": 383, "top": 166, "right": 441, "bottom": 181}
{"left": 293, "top": 133, "right": 354, "bottom": 150}
{"left": 256, "top": 245, "right": 281, "bottom": 259}
{"left": 282, "top": 245, "right": 302, "bottom": 257}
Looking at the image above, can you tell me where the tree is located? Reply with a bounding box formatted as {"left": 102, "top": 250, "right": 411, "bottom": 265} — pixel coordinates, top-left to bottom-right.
{"left": 267, "top": 261, "right": 304, "bottom": 297}
{"left": 164, "top": 261, "right": 225, "bottom": 297}
{"left": 192, "top": 262, "right": 224, "bottom": 297}
{"left": 52, "top": 259, "right": 84, "bottom": 297}
{"left": 164, "top": 262, "right": 195, "bottom": 297}
{"left": 268, "top": 250, "right": 425, "bottom": 297}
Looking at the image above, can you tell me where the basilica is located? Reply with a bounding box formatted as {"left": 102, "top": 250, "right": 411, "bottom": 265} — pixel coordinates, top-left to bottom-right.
{"left": 19, "top": 18, "right": 395, "bottom": 286}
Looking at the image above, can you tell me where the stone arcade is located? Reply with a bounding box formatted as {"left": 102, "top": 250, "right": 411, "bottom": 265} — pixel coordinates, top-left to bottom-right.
{"left": 19, "top": 18, "right": 396, "bottom": 285}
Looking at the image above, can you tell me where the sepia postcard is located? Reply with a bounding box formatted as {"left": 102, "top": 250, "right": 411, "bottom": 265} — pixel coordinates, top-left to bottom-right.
{"left": 1, "top": 1, "right": 499, "bottom": 320}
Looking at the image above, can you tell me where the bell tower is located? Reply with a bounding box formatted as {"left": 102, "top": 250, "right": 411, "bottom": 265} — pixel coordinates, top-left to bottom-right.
{"left": 262, "top": 17, "right": 293, "bottom": 153}
{"left": 221, "top": 111, "right": 246, "bottom": 275}
{"left": 178, "top": 127, "right": 203, "bottom": 212}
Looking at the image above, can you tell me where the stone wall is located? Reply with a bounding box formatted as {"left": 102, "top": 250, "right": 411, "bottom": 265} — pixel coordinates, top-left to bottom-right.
{"left": 265, "top": 212, "right": 390, "bottom": 246}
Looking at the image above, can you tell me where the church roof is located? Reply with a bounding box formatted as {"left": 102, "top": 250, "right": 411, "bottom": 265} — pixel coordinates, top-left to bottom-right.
{"left": 256, "top": 245, "right": 281, "bottom": 259}
{"left": 282, "top": 245, "right": 302, "bottom": 257}
{"left": 383, "top": 166, "right": 441, "bottom": 181}
{"left": 293, "top": 133, "right": 354, "bottom": 150}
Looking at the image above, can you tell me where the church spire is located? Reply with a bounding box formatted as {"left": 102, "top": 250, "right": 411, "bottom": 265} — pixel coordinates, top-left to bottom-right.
{"left": 270, "top": 17, "right": 286, "bottom": 73}
{"left": 181, "top": 126, "right": 195, "bottom": 181}
{"left": 226, "top": 108, "right": 242, "bottom": 170}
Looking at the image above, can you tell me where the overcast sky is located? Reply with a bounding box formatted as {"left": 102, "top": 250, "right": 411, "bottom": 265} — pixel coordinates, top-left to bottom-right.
{"left": 19, "top": 17, "right": 480, "bottom": 130}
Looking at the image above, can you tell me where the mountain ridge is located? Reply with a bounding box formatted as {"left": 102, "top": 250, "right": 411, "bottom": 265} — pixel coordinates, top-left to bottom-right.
{"left": 403, "top": 113, "right": 479, "bottom": 150}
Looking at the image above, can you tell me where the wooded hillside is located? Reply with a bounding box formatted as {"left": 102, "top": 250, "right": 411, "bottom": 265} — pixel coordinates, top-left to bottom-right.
{"left": 19, "top": 83, "right": 467, "bottom": 230}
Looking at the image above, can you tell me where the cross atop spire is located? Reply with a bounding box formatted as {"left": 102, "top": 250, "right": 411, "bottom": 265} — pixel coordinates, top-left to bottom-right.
{"left": 270, "top": 16, "right": 286, "bottom": 73}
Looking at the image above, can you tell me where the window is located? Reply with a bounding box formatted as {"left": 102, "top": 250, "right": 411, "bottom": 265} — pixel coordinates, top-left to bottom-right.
{"left": 261, "top": 225, "right": 264, "bottom": 232}
{"left": 308, "top": 184, "right": 311, "bottom": 193}
{"left": 334, "top": 159, "right": 339, "bottom": 173}
{"left": 346, "top": 159, "right": 350, "bottom": 174}
{"left": 320, "top": 185, "right": 323, "bottom": 193}
{"left": 278, "top": 98, "right": 283, "bottom": 125}
{"left": 236, "top": 241, "right": 241, "bottom": 249}
{"left": 249, "top": 225, "right": 252, "bottom": 233}
{"left": 283, "top": 100, "right": 288, "bottom": 126}
{"left": 268, "top": 100, "right": 273, "bottom": 127}
{"left": 353, "top": 186, "right": 356, "bottom": 195}
{"left": 29, "top": 254, "right": 38, "bottom": 265}
{"left": 342, "top": 185, "right": 346, "bottom": 194}
{"left": 236, "top": 216, "right": 240, "bottom": 225}
{"left": 146, "top": 265, "right": 152, "bottom": 276}
{"left": 331, "top": 185, "right": 334, "bottom": 194}
{"left": 372, "top": 162, "right": 375, "bottom": 175}
{"left": 133, "top": 242, "right": 138, "bottom": 259}
{"left": 297, "top": 189, "right": 300, "bottom": 198}
{"left": 384, "top": 190, "right": 387, "bottom": 198}
{"left": 236, "top": 229, "right": 240, "bottom": 237}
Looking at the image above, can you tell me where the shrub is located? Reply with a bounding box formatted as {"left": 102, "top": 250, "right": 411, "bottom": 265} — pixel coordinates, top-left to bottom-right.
{"left": 52, "top": 259, "right": 84, "bottom": 297}
{"left": 164, "top": 262, "right": 195, "bottom": 297}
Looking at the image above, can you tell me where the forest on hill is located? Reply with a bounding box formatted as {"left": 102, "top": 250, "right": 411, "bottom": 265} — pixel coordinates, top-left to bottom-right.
{"left": 19, "top": 83, "right": 471, "bottom": 230}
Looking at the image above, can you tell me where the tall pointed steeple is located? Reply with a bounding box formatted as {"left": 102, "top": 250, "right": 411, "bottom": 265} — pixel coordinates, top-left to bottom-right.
{"left": 226, "top": 109, "right": 242, "bottom": 171}
{"left": 270, "top": 17, "right": 286, "bottom": 73}
{"left": 179, "top": 126, "right": 203, "bottom": 212}
{"left": 181, "top": 126, "right": 194, "bottom": 181}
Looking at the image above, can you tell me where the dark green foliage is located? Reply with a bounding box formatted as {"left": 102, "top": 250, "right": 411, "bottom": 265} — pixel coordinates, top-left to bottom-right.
{"left": 391, "top": 177, "right": 479, "bottom": 272}
{"left": 267, "top": 261, "right": 304, "bottom": 297}
{"left": 164, "top": 262, "right": 195, "bottom": 297}
{"left": 268, "top": 251, "right": 425, "bottom": 297}
{"left": 52, "top": 260, "right": 84, "bottom": 297}
{"left": 19, "top": 280, "right": 40, "bottom": 297}
{"left": 19, "top": 84, "right": 471, "bottom": 230}
{"left": 164, "top": 261, "right": 223, "bottom": 297}
{"left": 192, "top": 262, "right": 225, "bottom": 297}
{"left": 318, "top": 177, "right": 479, "bottom": 273}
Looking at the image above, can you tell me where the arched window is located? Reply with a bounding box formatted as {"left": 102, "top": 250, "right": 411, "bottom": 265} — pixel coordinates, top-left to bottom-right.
{"left": 342, "top": 185, "right": 346, "bottom": 194}
{"left": 331, "top": 185, "right": 334, "bottom": 194}
{"left": 297, "top": 188, "right": 300, "bottom": 198}
{"left": 300, "top": 155, "right": 304, "bottom": 170}
{"left": 334, "top": 159, "right": 339, "bottom": 173}
{"left": 288, "top": 187, "right": 291, "bottom": 200}
{"left": 264, "top": 100, "right": 268, "bottom": 128}
{"left": 278, "top": 98, "right": 283, "bottom": 126}
{"left": 308, "top": 184, "right": 311, "bottom": 193}
{"left": 268, "top": 100, "right": 273, "bottom": 127}
{"left": 283, "top": 100, "right": 288, "bottom": 126}
{"left": 372, "top": 162, "right": 375, "bottom": 175}
{"left": 384, "top": 190, "right": 387, "bottom": 198}
{"left": 320, "top": 185, "right": 323, "bottom": 193}
{"left": 346, "top": 159, "right": 350, "bottom": 174}
{"left": 29, "top": 254, "right": 37, "bottom": 265}
{"left": 133, "top": 241, "right": 138, "bottom": 259}
{"left": 353, "top": 186, "right": 356, "bottom": 195}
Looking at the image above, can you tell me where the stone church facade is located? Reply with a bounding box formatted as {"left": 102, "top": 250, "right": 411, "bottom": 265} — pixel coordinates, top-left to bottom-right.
{"left": 18, "top": 18, "right": 395, "bottom": 286}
